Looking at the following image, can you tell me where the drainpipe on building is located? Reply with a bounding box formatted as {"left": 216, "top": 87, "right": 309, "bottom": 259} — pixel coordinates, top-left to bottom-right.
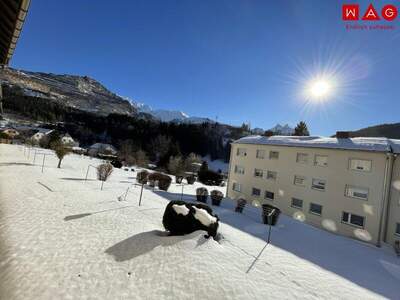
{"left": 225, "top": 142, "right": 234, "bottom": 199}
{"left": 377, "top": 152, "right": 394, "bottom": 247}
{"left": 383, "top": 153, "right": 397, "bottom": 243}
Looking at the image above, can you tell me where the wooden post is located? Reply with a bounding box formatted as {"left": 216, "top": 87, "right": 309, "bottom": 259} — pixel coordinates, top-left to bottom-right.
{"left": 138, "top": 183, "right": 144, "bottom": 206}
{"left": 101, "top": 180, "right": 104, "bottom": 190}
{"left": 33, "top": 149, "right": 37, "bottom": 164}
{"left": 180, "top": 183, "right": 184, "bottom": 201}
{"left": 41, "top": 154, "right": 46, "bottom": 173}
{"left": 84, "top": 165, "right": 90, "bottom": 182}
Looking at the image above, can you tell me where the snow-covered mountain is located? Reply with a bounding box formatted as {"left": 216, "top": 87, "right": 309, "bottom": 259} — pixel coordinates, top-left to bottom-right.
{"left": 126, "top": 97, "right": 214, "bottom": 124}
{"left": 270, "top": 124, "right": 294, "bottom": 135}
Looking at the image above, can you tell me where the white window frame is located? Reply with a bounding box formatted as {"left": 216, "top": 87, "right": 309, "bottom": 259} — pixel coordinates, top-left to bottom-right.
{"left": 269, "top": 151, "right": 279, "bottom": 160}
{"left": 252, "top": 187, "right": 261, "bottom": 197}
{"left": 314, "top": 155, "right": 328, "bottom": 167}
{"left": 256, "top": 149, "right": 265, "bottom": 159}
{"left": 237, "top": 148, "right": 247, "bottom": 157}
{"left": 266, "top": 170, "right": 277, "bottom": 181}
{"left": 291, "top": 198, "right": 303, "bottom": 209}
{"left": 254, "top": 168, "right": 263, "bottom": 178}
{"left": 265, "top": 190, "right": 274, "bottom": 200}
{"left": 234, "top": 165, "right": 245, "bottom": 175}
{"left": 232, "top": 182, "right": 242, "bottom": 192}
{"left": 312, "top": 178, "right": 326, "bottom": 191}
{"left": 309, "top": 203, "right": 322, "bottom": 216}
{"left": 296, "top": 153, "right": 308, "bottom": 164}
{"left": 294, "top": 175, "right": 306, "bottom": 186}
{"left": 342, "top": 211, "right": 365, "bottom": 228}
{"left": 345, "top": 185, "right": 369, "bottom": 200}
{"left": 348, "top": 158, "right": 372, "bottom": 172}
{"left": 396, "top": 223, "right": 400, "bottom": 236}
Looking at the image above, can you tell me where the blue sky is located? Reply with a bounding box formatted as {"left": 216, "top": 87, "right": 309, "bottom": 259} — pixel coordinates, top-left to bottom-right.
{"left": 11, "top": 0, "right": 400, "bottom": 135}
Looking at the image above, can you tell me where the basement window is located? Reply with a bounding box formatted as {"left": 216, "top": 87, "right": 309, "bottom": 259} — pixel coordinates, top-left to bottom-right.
{"left": 396, "top": 223, "right": 400, "bottom": 236}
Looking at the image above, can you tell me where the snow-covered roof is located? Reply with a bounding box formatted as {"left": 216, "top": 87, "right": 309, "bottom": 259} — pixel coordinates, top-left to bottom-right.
{"left": 234, "top": 135, "right": 400, "bottom": 153}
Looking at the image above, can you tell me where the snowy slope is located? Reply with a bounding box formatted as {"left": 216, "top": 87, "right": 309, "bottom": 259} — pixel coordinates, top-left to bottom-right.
{"left": 0, "top": 144, "right": 399, "bottom": 299}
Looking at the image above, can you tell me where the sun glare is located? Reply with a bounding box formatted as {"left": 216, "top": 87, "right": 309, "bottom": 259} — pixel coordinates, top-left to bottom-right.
{"left": 307, "top": 79, "right": 333, "bottom": 101}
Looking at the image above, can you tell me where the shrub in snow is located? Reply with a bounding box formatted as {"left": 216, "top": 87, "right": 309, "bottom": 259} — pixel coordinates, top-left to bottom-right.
{"left": 97, "top": 163, "right": 113, "bottom": 190}
{"left": 175, "top": 175, "right": 183, "bottom": 184}
{"left": 158, "top": 174, "right": 172, "bottom": 191}
{"left": 136, "top": 170, "right": 149, "bottom": 184}
{"left": 198, "top": 169, "right": 223, "bottom": 186}
{"left": 196, "top": 187, "right": 209, "bottom": 203}
{"left": 110, "top": 159, "right": 122, "bottom": 168}
{"left": 235, "top": 198, "right": 247, "bottom": 213}
{"left": 50, "top": 140, "right": 71, "bottom": 168}
{"left": 210, "top": 190, "right": 223, "bottom": 206}
{"left": 186, "top": 175, "right": 196, "bottom": 185}
{"left": 162, "top": 200, "right": 220, "bottom": 239}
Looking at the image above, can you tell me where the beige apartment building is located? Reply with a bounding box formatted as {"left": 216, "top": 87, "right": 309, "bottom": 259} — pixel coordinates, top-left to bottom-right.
{"left": 227, "top": 135, "right": 400, "bottom": 248}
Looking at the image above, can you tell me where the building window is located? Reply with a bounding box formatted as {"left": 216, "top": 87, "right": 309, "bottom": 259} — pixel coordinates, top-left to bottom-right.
{"left": 237, "top": 148, "right": 247, "bottom": 157}
{"left": 345, "top": 185, "right": 369, "bottom": 200}
{"left": 312, "top": 178, "right": 326, "bottom": 191}
{"left": 256, "top": 149, "right": 265, "bottom": 159}
{"left": 234, "top": 165, "right": 245, "bottom": 175}
{"left": 266, "top": 171, "right": 277, "bottom": 181}
{"left": 309, "top": 203, "right": 322, "bottom": 216}
{"left": 291, "top": 198, "right": 303, "bottom": 209}
{"left": 269, "top": 151, "right": 279, "bottom": 159}
{"left": 314, "top": 155, "right": 328, "bottom": 167}
{"left": 296, "top": 153, "right": 308, "bottom": 164}
{"left": 342, "top": 212, "right": 365, "bottom": 228}
{"left": 294, "top": 175, "right": 306, "bottom": 186}
{"left": 265, "top": 191, "right": 274, "bottom": 200}
{"left": 349, "top": 159, "right": 371, "bottom": 172}
{"left": 396, "top": 223, "right": 400, "bottom": 236}
{"left": 252, "top": 188, "right": 261, "bottom": 197}
{"left": 254, "top": 168, "right": 263, "bottom": 178}
{"left": 232, "top": 182, "right": 242, "bottom": 192}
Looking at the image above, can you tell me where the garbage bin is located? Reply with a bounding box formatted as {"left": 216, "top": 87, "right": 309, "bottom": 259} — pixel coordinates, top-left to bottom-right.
{"left": 262, "top": 204, "right": 281, "bottom": 226}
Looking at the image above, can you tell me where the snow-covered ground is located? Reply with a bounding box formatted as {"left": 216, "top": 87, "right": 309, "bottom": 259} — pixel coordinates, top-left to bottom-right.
{"left": 0, "top": 144, "right": 399, "bottom": 299}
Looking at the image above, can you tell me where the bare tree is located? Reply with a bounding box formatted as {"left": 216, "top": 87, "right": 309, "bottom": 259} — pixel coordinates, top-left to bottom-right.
{"left": 168, "top": 155, "right": 185, "bottom": 176}
{"left": 97, "top": 163, "right": 114, "bottom": 190}
{"left": 134, "top": 149, "right": 149, "bottom": 167}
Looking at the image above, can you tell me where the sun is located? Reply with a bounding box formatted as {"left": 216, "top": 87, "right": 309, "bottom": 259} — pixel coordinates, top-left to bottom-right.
{"left": 308, "top": 79, "right": 332, "bottom": 100}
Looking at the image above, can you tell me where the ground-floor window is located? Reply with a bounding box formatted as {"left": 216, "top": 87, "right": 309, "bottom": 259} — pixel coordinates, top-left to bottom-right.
{"left": 232, "top": 182, "right": 242, "bottom": 192}
{"left": 342, "top": 211, "right": 365, "bottom": 228}
{"left": 396, "top": 223, "right": 400, "bottom": 236}
{"left": 265, "top": 190, "right": 274, "bottom": 200}
{"left": 291, "top": 198, "right": 303, "bottom": 209}
{"left": 309, "top": 203, "right": 322, "bottom": 216}
{"left": 252, "top": 187, "right": 261, "bottom": 197}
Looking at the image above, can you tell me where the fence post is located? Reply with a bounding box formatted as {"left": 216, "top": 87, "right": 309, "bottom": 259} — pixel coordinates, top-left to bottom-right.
{"left": 138, "top": 183, "right": 144, "bottom": 206}
{"left": 41, "top": 154, "right": 46, "bottom": 173}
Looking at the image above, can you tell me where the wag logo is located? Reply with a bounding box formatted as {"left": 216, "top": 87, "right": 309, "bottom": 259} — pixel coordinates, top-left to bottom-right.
{"left": 342, "top": 3, "right": 397, "bottom": 30}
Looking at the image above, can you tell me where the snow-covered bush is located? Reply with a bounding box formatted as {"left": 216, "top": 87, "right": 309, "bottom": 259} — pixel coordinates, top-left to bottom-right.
{"left": 210, "top": 190, "right": 223, "bottom": 206}
{"left": 196, "top": 187, "right": 209, "bottom": 203}
{"left": 136, "top": 170, "right": 149, "bottom": 184}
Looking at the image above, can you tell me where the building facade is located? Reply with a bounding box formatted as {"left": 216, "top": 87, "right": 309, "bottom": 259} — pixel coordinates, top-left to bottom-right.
{"left": 227, "top": 135, "right": 400, "bottom": 248}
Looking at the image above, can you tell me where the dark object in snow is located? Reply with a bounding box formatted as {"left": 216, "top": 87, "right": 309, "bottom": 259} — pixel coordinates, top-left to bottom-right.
{"left": 198, "top": 169, "right": 223, "bottom": 186}
{"left": 158, "top": 174, "right": 172, "bottom": 191}
{"left": 176, "top": 175, "right": 183, "bottom": 184}
{"left": 210, "top": 190, "right": 223, "bottom": 206}
{"left": 196, "top": 187, "right": 208, "bottom": 203}
{"left": 261, "top": 204, "right": 281, "bottom": 226}
{"left": 186, "top": 175, "right": 196, "bottom": 184}
{"left": 235, "top": 198, "right": 246, "bottom": 213}
{"left": 162, "top": 200, "right": 220, "bottom": 239}
{"left": 110, "top": 159, "right": 122, "bottom": 168}
{"left": 136, "top": 170, "right": 149, "bottom": 184}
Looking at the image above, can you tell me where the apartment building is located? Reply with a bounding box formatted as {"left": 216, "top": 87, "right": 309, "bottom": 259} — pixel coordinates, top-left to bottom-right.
{"left": 227, "top": 135, "right": 400, "bottom": 247}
